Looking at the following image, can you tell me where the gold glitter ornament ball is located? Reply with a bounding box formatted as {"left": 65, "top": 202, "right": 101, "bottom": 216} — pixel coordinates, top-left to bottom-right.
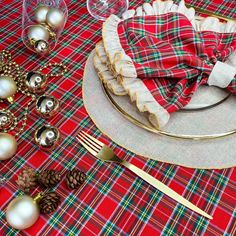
{"left": 6, "top": 195, "right": 40, "bottom": 230}
{"left": 0, "top": 133, "right": 17, "bottom": 161}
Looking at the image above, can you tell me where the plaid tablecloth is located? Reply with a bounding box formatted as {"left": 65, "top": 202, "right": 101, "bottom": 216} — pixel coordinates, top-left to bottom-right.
{"left": 0, "top": 0, "right": 235, "bottom": 235}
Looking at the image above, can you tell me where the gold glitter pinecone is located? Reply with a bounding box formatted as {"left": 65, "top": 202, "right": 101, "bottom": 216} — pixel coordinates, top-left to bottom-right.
{"left": 38, "top": 192, "right": 61, "bottom": 214}
{"left": 66, "top": 169, "right": 86, "bottom": 189}
{"left": 37, "top": 169, "right": 61, "bottom": 188}
{"left": 16, "top": 167, "right": 37, "bottom": 193}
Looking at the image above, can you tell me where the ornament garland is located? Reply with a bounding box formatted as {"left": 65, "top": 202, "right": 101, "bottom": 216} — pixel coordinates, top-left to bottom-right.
{"left": 0, "top": 50, "right": 67, "bottom": 161}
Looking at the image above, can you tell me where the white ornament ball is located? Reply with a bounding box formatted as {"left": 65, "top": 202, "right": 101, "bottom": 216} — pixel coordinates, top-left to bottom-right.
{"left": 28, "top": 24, "right": 50, "bottom": 42}
{"left": 46, "top": 8, "right": 65, "bottom": 29}
{"left": 0, "top": 133, "right": 17, "bottom": 161}
{"left": 34, "top": 5, "right": 49, "bottom": 24}
{"left": 6, "top": 195, "right": 40, "bottom": 230}
{"left": 0, "top": 76, "right": 17, "bottom": 99}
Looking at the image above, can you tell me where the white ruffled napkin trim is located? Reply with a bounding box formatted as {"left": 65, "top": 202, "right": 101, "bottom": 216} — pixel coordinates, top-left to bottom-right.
{"left": 99, "top": 0, "right": 236, "bottom": 128}
{"left": 102, "top": 14, "right": 170, "bottom": 128}
{"left": 94, "top": 42, "right": 127, "bottom": 96}
{"left": 122, "top": 0, "right": 236, "bottom": 33}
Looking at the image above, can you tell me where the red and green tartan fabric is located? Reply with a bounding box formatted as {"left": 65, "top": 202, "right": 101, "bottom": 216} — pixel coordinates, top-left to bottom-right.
{"left": 0, "top": 0, "right": 236, "bottom": 236}
{"left": 117, "top": 12, "right": 236, "bottom": 114}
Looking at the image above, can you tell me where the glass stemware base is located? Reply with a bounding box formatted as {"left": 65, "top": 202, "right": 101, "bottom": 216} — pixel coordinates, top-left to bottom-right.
{"left": 87, "top": 0, "right": 129, "bottom": 20}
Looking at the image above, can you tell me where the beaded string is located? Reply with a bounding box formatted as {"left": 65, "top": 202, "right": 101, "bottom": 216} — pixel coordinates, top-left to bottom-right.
{"left": 0, "top": 50, "right": 67, "bottom": 137}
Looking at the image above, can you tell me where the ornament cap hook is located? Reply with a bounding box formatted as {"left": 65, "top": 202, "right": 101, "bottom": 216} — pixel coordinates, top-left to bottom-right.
{"left": 7, "top": 97, "right": 14, "bottom": 104}
{"left": 33, "top": 192, "right": 43, "bottom": 202}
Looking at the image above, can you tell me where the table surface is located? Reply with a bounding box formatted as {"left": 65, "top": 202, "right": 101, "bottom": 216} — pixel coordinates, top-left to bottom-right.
{"left": 0, "top": 0, "right": 235, "bottom": 235}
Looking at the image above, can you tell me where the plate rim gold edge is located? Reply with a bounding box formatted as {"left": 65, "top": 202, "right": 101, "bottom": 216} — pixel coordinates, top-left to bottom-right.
{"left": 102, "top": 82, "right": 236, "bottom": 140}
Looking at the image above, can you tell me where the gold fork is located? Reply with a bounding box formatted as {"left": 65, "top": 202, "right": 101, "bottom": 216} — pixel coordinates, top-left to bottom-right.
{"left": 77, "top": 131, "right": 213, "bottom": 220}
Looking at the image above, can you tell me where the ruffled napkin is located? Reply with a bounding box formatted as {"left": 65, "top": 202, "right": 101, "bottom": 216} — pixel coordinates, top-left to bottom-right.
{"left": 94, "top": 0, "right": 236, "bottom": 128}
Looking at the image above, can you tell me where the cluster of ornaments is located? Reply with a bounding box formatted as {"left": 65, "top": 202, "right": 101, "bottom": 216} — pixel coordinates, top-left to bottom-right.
{"left": 6, "top": 167, "right": 86, "bottom": 230}
{"left": 30, "top": 70, "right": 62, "bottom": 150}
{"left": 27, "top": 71, "right": 62, "bottom": 151}
{"left": 0, "top": 92, "right": 61, "bottom": 161}
{"left": 0, "top": 51, "right": 67, "bottom": 161}
{"left": 25, "top": 5, "right": 66, "bottom": 54}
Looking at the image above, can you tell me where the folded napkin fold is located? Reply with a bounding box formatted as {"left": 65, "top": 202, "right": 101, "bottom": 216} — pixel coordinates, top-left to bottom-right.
{"left": 101, "top": 6, "right": 236, "bottom": 128}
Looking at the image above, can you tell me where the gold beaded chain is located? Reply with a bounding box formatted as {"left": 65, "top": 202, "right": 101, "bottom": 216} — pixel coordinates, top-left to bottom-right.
{"left": 39, "top": 62, "right": 67, "bottom": 77}
{"left": 0, "top": 50, "right": 67, "bottom": 137}
{"left": 0, "top": 50, "right": 12, "bottom": 70}
{"left": 0, "top": 50, "right": 33, "bottom": 136}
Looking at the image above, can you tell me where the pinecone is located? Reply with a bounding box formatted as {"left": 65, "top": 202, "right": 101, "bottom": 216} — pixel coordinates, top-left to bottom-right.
{"left": 38, "top": 192, "right": 61, "bottom": 214}
{"left": 37, "top": 169, "right": 61, "bottom": 188}
{"left": 66, "top": 169, "right": 86, "bottom": 189}
{"left": 16, "top": 167, "right": 37, "bottom": 193}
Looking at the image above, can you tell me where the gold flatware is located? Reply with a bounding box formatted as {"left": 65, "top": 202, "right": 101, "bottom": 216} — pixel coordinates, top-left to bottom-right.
{"left": 77, "top": 131, "right": 213, "bottom": 220}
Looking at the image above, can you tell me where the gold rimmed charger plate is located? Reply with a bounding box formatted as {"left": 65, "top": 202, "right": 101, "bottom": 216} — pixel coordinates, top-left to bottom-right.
{"left": 83, "top": 50, "right": 236, "bottom": 169}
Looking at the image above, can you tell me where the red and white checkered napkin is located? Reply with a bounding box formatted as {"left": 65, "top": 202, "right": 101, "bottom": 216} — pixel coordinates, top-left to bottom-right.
{"left": 95, "top": 1, "right": 236, "bottom": 128}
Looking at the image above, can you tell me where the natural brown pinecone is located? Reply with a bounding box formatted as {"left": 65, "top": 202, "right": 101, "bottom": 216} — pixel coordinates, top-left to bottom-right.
{"left": 38, "top": 192, "right": 61, "bottom": 214}
{"left": 16, "top": 167, "right": 37, "bottom": 193}
{"left": 37, "top": 169, "right": 61, "bottom": 188}
{"left": 66, "top": 169, "right": 86, "bottom": 189}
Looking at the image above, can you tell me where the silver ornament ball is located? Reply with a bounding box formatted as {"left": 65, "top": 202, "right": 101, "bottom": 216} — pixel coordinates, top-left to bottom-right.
{"left": 46, "top": 8, "right": 65, "bottom": 30}
{"left": 34, "top": 125, "right": 60, "bottom": 151}
{"left": 0, "top": 75, "right": 17, "bottom": 102}
{"left": 0, "top": 133, "right": 17, "bottom": 161}
{"left": 36, "top": 95, "right": 60, "bottom": 119}
{"left": 25, "top": 71, "right": 47, "bottom": 94}
{"left": 34, "top": 40, "right": 49, "bottom": 54}
{"left": 34, "top": 5, "right": 49, "bottom": 24}
{"left": 28, "top": 24, "right": 50, "bottom": 42}
{"left": 6, "top": 195, "right": 40, "bottom": 230}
